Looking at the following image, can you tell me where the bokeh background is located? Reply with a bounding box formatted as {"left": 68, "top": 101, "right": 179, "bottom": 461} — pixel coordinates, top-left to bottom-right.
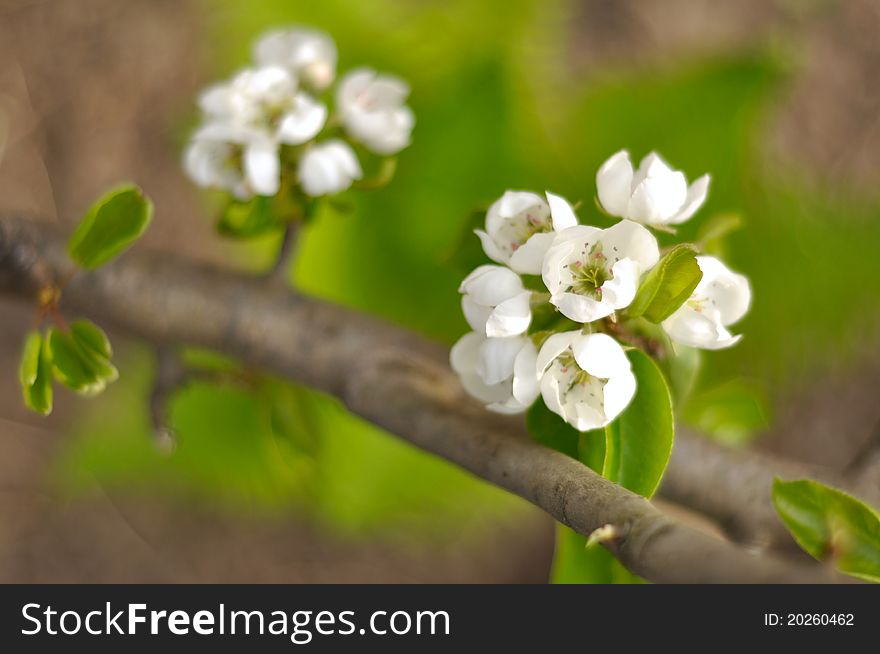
{"left": 1, "top": 0, "right": 879, "bottom": 582}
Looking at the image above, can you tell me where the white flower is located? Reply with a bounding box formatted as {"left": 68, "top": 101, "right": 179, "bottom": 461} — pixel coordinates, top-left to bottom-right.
{"left": 450, "top": 332, "right": 539, "bottom": 414}
{"left": 253, "top": 27, "right": 337, "bottom": 91}
{"left": 596, "top": 150, "right": 709, "bottom": 227}
{"left": 542, "top": 213, "right": 660, "bottom": 323}
{"left": 183, "top": 129, "right": 250, "bottom": 199}
{"left": 536, "top": 331, "right": 636, "bottom": 431}
{"left": 190, "top": 66, "right": 328, "bottom": 197}
{"left": 476, "top": 191, "right": 579, "bottom": 275}
{"left": 459, "top": 265, "right": 532, "bottom": 338}
{"left": 662, "top": 256, "right": 751, "bottom": 350}
{"left": 336, "top": 68, "right": 414, "bottom": 155}
{"left": 298, "top": 139, "right": 363, "bottom": 196}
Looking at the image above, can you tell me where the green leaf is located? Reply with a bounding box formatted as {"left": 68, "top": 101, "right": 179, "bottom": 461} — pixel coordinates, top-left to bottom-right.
{"left": 602, "top": 349, "right": 674, "bottom": 498}
{"left": 19, "top": 331, "right": 42, "bottom": 388}
{"left": 551, "top": 524, "right": 645, "bottom": 584}
{"left": 217, "top": 195, "right": 282, "bottom": 238}
{"left": 628, "top": 244, "right": 703, "bottom": 323}
{"left": 70, "top": 319, "right": 112, "bottom": 360}
{"left": 682, "top": 379, "right": 769, "bottom": 445}
{"left": 772, "top": 479, "right": 880, "bottom": 583}
{"left": 526, "top": 401, "right": 580, "bottom": 459}
{"left": 19, "top": 331, "right": 53, "bottom": 415}
{"left": 68, "top": 184, "right": 153, "bottom": 269}
{"left": 47, "top": 327, "right": 117, "bottom": 396}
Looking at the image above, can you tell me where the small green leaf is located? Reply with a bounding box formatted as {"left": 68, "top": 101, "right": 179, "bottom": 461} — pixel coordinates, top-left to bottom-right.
{"left": 772, "top": 479, "right": 880, "bottom": 583}
{"left": 70, "top": 319, "right": 112, "bottom": 359}
{"left": 47, "top": 327, "right": 116, "bottom": 396}
{"left": 19, "top": 331, "right": 42, "bottom": 388}
{"left": 68, "top": 184, "right": 153, "bottom": 269}
{"left": 628, "top": 244, "right": 703, "bottom": 323}
{"left": 19, "top": 331, "right": 53, "bottom": 415}
{"left": 217, "top": 195, "right": 282, "bottom": 238}
{"left": 526, "top": 402, "right": 580, "bottom": 459}
{"left": 602, "top": 349, "right": 674, "bottom": 498}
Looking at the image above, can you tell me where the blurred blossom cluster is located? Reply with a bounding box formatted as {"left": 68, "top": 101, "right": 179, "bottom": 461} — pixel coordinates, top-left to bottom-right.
{"left": 452, "top": 151, "right": 751, "bottom": 431}
{"left": 184, "top": 26, "right": 414, "bottom": 199}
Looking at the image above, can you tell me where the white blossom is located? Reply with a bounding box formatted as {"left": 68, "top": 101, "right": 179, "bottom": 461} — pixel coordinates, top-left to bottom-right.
{"left": 662, "top": 256, "right": 751, "bottom": 350}
{"left": 336, "top": 68, "right": 414, "bottom": 155}
{"left": 297, "top": 139, "right": 363, "bottom": 196}
{"left": 189, "top": 66, "right": 328, "bottom": 197}
{"left": 183, "top": 127, "right": 251, "bottom": 199}
{"left": 450, "top": 332, "right": 539, "bottom": 414}
{"left": 536, "top": 331, "right": 636, "bottom": 431}
{"left": 542, "top": 209, "right": 660, "bottom": 323}
{"left": 254, "top": 27, "right": 337, "bottom": 91}
{"left": 476, "top": 191, "right": 578, "bottom": 275}
{"left": 596, "top": 150, "right": 709, "bottom": 227}
{"left": 459, "top": 265, "right": 532, "bottom": 338}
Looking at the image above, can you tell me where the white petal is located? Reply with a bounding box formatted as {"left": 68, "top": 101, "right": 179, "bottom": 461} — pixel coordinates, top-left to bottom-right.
{"left": 474, "top": 229, "right": 509, "bottom": 265}
{"left": 545, "top": 191, "right": 579, "bottom": 231}
{"left": 602, "top": 368, "right": 637, "bottom": 422}
{"left": 509, "top": 232, "right": 555, "bottom": 275}
{"left": 541, "top": 238, "right": 577, "bottom": 295}
{"left": 477, "top": 337, "right": 524, "bottom": 385}
{"left": 571, "top": 333, "right": 631, "bottom": 380}
{"left": 486, "top": 291, "right": 532, "bottom": 337}
{"left": 572, "top": 401, "right": 607, "bottom": 432}
{"left": 600, "top": 258, "right": 640, "bottom": 310}
{"left": 599, "top": 219, "right": 660, "bottom": 271}
{"left": 244, "top": 140, "right": 280, "bottom": 196}
{"left": 628, "top": 169, "right": 688, "bottom": 225}
{"left": 449, "top": 331, "right": 482, "bottom": 375}
{"left": 512, "top": 341, "right": 540, "bottom": 406}
{"left": 662, "top": 306, "right": 741, "bottom": 350}
{"left": 536, "top": 330, "right": 580, "bottom": 374}
{"left": 596, "top": 150, "right": 634, "bottom": 217}
{"left": 459, "top": 265, "right": 523, "bottom": 305}
{"left": 669, "top": 174, "right": 709, "bottom": 225}
{"left": 695, "top": 256, "right": 751, "bottom": 325}
{"left": 496, "top": 191, "right": 548, "bottom": 221}
{"left": 278, "top": 94, "right": 327, "bottom": 144}
{"left": 461, "top": 296, "right": 492, "bottom": 333}
{"left": 460, "top": 372, "right": 513, "bottom": 404}
{"left": 486, "top": 398, "right": 529, "bottom": 414}
{"left": 540, "top": 373, "right": 567, "bottom": 422}
{"left": 552, "top": 291, "right": 614, "bottom": 323}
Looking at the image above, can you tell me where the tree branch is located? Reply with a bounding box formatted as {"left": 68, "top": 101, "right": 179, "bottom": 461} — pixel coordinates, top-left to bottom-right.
{"left": 0, "top": 216, "right": 856, "bottom": 583}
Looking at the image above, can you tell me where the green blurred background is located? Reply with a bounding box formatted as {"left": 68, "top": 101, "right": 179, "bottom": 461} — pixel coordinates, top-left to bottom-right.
{"left": 1, "top": 0, "right": 878, "bottom": 582}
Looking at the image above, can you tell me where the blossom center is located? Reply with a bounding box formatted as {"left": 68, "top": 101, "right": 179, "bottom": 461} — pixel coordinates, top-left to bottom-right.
{"left": 566, "top": 243, "right": 609, "bottom": 298}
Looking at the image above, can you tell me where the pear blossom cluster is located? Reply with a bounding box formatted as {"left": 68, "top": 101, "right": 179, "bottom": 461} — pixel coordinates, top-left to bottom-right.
{"left": 184, "top": 27, "right": 414, "bottom": 199}
{"left": 452, "top": 151, "right": 752, "bottom": 431}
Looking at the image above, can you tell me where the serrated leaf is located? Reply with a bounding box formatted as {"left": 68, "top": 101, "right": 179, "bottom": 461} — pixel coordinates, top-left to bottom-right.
{"left": 217, "top": 195, "right": 281, "bottom": 238}
{"left": 772, "top": 479, "right": 880, "bottom": 583}
{"left": 19, "top": 331, "right": 53, "bottom": 415}
{"left": 602, "top": 349, "right": 674, "bottom": 498}
{"left": 628, "top": 244, "right": 702, "bottom": 323}
{"left": 68, "top": 184, "right": 153, "bottom": 269}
